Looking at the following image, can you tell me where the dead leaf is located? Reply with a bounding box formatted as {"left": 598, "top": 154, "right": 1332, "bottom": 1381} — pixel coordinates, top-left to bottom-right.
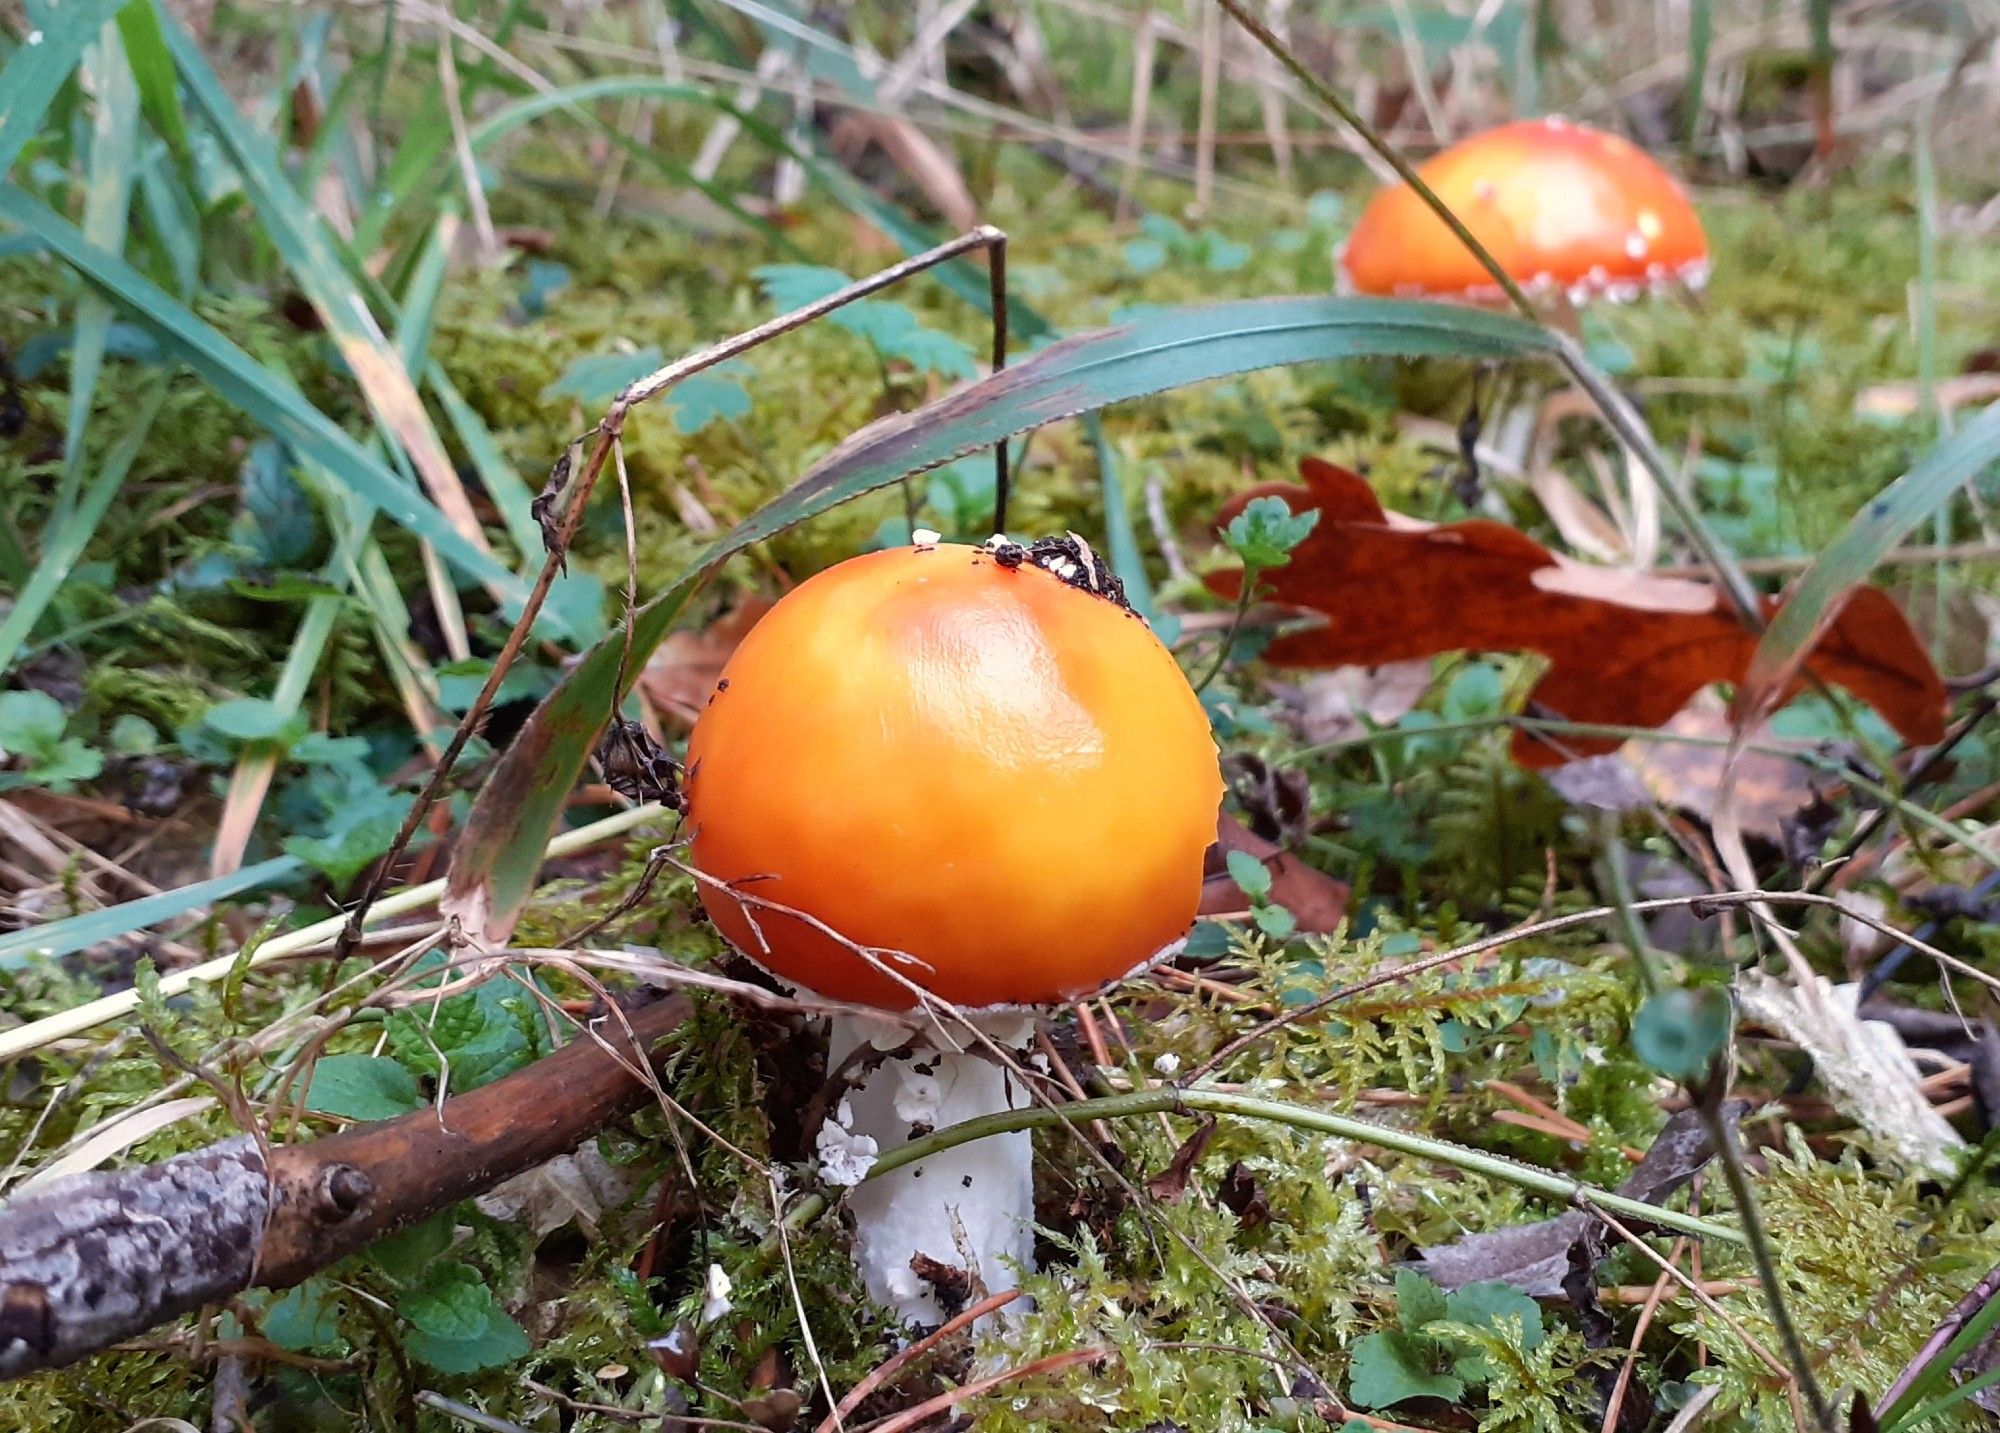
{"left": 1218, "top": 1162, "right": 1270, "bottom": 1229}
{"left": 1736, "top": 971, "right": 1964, "bottom": 1175}
{"left": 1271, "top": 660, "right": 1433, "bottom": 746}
{"left": 1624, "top": 695, "right": 1823, "bottom": 843}
{"left": 638, "top": 597, "right": 775, "bottom": 728}
{"left": 1410, "top": 1103, "right": 1745, "bottom": 1295}
{"left": 1147, "top": 1117, "right": 1216, "bottom": 1203}
{"left": 472, "top": 1147, "right": 646, "bottom": 1240}
{"left": 1199, "top": 812, "right": 1349, "bottom": 932}
{"left": 1208, "top": 459, "right": 1947, "bottom": 768}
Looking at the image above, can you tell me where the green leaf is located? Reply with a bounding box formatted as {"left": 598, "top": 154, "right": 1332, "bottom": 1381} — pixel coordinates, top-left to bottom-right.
{"left": 108, "top": 713, "right": 159, "bottom": 756}
{"left": 1346, "top": 1331, "right": 1463, "bottom": 1409}
{"left": 1631, "top": 987, "right": 1733, "bottom": 1081}
{"left": 1253, "top": 903, "right": 1297, "bottom": 940}
{"left": 542, "top": 347, "right": 665, "bottom": 406}
{"left": 754, "top": 266, "right": 975, "bottom": 377}
{"left": 755, "top": 262, "right": 849, "bottom": 310}
{"left": 369, "top": 1214, "right": 453, "bottom": 1280}
{"left": 112, "top": 0, "right": 187, "bottom": 158}
{"left": 1225, "top": 848, "right": 1273, "bottom": 901}
{"left": 0, "top": 0, "right": 136, "bottom": 176}
{"left": 1225, "top": 495, "right": 1319, "bottom": 571}
{"left": 1394, "top": 1268, "right": 1449, "bottom": 1332}
{"left": 260, "top": 1280, "right": 343, "bottom": 1353}
{"left": 400, "top": 1263, "right": 531, "bottom": 1373}
{"left": 401, "top": 1262, "right": 492, "bottom": 1340}
{"left": 446, "top": 296, "right": 1555, "bottom": 943}
{"left": 59, "top": 17, "right": 142, "bottom": 484}
{"left": 386, "top": 955, "right": 544, "bottom": 1091}
{"left": 668, "top": 367, "right": 752, "bottom": 434}
{"left": 0, "top": 691, "right": 69, "bottom": 759}
{"left": 283, "top": 791, "right": 410, "bottom": 891}
{"left": 1442, "top": 1283, "right": 1546, "bottom": 1380}
{"left": 304, "top": 1054, "right": 424, "bottom": 1121}
{"left": 202, "top": 697, "right": 304, "bottom": 745}
{"left": 2, "top": 739, "right": 104, "bottom": 792}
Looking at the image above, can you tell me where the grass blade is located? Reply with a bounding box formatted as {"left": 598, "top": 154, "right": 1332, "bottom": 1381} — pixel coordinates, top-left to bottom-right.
{"left": 0, "top": 185, "right": 531, "bottom": 604}
{"left": 1682, "top": 0, "right": 1712, "bottom": 147}
{"left": 0, "top": 384, "right": 164, "bottom": 672}
{"left": 0, "top": 0, "right": 133, "bottom": 175}
{"left": 156, "top": 3, "right": 504, "bottom": 605}
{"left": 1745, "top": 401, "right": 2000, "bottom": 710}
{"left": 446, "top": 295, "right": 1555, "bottom": 940}
{"left": 111, "top": 0, "right": 184, "bottom": 159}
{"left": 57, "top": 17, "right": 140, "bottom": 491}
{"left": 0, "top": 855, "right": 301, "bottom": 969}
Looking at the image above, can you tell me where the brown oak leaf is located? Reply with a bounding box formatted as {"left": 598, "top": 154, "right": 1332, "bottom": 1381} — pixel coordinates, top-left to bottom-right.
{"left": 1208, "top": 458, "right": 1945, "bottom": 767}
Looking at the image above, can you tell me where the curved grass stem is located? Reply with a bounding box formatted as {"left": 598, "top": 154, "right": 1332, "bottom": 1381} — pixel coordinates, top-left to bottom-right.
{"left": 864, "top": 1085, "right": 1746, "bottom": 1247}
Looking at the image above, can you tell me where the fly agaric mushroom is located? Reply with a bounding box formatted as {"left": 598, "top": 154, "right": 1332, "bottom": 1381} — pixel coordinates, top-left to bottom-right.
{"left": 684, "top": 536, "right": 1222, "bottom": 1326}
{"left": 1338, "top": 117, "right": 1709, "bottom": 306}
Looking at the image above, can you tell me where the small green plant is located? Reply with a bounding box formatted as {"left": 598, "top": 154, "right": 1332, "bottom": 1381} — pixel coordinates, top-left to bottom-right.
{"left": 0, "top": 690, "right": 101, "bottom": 792}
{"left": 1224, "top": 845, "right": 1298, "bottom": 941}
{"left": 1198, "top": 493, "right": 1319, "bottom": 693}
{"left": 1346, "top": 1270, "right": 1549, "bottom": 1411}
{"left": 755, "top": 264, "right": 977, "bottom": 379}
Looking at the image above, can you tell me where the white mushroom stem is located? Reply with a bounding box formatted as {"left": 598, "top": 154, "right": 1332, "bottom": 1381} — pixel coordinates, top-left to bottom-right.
{"left": 817, "top": 1010, "right": 1037, "bottom": 1329}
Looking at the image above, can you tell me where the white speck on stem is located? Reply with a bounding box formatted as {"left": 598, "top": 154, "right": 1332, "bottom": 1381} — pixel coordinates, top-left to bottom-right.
{"left": 816, "top": 1097, "right": 880, "bottom": 1187}
{"left": 25, "top": 29, "right": 43, "bottom": 43}
{"left": 700, "top": 1263, "right": 734, "bottom": 1324}
{"left": 1152, "top": 1052, "right": 1182, "bottom": 1075}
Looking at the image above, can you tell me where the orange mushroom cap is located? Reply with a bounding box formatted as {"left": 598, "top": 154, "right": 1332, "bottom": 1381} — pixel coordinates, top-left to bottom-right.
{"left": 1338, "top": 118, "right": 1708, "bottom": 304}
{"left": 685, "top": 543, "right": 1223, "bottom": 1011}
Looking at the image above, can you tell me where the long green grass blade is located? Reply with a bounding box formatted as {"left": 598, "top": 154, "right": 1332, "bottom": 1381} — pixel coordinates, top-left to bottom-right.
{"left": 156, "top": 2, "right": 504, "bottom": 608}
{"left": 0, "top": 185, "right": 529, "bottom": 601}
{"left": 0, "top": 385, "right": 164, "bottom": 672}
{"left": 58, "top": 18, "right": 141, "bottom": 488}
{"left": 0, "top": 0, "right": 133, "bottom": 175}
{"left": 0, "top": 856, "right": 302, "bottom": 968}
{"left": 446, "top": 296, "right": 1556, "bottom": 940}
{"left": 111, "top": 0, "right": 184, "bottom": 158}
{"left": 1745, "top": 400, "right": 2000, "bottom": 705}
{"left": 135, "top": 139, "right": 198, "bottom": 293}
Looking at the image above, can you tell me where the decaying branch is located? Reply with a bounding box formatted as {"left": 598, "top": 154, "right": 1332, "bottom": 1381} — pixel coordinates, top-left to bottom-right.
{"left": 0, "top": 993, "right": 689, "bottom": 1378}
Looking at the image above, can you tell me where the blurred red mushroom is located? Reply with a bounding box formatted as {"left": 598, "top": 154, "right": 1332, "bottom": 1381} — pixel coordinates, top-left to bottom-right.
{"left": 1338, "top": 118, "right": 1708, "bottom": 307}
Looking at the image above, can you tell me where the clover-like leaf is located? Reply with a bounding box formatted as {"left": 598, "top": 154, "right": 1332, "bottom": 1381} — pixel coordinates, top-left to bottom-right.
{"left": 1346, "top": 1331, "right": 1464, "bottom": 1409}
{"left": 304, "top": 1054, "right": 424, "bottom": 1121}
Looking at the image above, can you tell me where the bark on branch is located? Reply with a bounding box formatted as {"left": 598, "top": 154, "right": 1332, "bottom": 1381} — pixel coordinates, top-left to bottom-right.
{"left": 0, "top": 993, "right": 690, "bottom": 1378}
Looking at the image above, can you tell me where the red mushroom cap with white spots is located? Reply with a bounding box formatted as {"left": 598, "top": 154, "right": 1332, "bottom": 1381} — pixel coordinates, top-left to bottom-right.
{"left": 1337, "top": 118, "right": 1709, "bottom": 305}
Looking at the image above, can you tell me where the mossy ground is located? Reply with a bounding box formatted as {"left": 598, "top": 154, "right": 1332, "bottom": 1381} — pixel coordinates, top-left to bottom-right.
{"left": 6, "top": 115, "right": 2000, "bottom": 1431}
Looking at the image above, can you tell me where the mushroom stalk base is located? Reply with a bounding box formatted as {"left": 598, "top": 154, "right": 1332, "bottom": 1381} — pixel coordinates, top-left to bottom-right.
{"left": 821, "top": 1012, "right": 1036, "bottom": 1330}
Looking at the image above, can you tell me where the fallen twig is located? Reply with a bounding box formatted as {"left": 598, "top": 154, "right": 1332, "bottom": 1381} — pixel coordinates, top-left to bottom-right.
{"left": 0, "top": 994, "right": 688, "bottom": 1378}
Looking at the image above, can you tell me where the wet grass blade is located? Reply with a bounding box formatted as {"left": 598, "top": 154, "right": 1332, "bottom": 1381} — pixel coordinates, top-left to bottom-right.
{"left": 447, "top": 295, "right": 1555, "bottom": 940}
{"left": 1746, "top": 400, "right": 2000, "bottom": 707}
{"left": 0, "top": 185, "right": 529, "bottom": 602}
{"left": 0, "top": 0, "right": 134, "bottom": 174}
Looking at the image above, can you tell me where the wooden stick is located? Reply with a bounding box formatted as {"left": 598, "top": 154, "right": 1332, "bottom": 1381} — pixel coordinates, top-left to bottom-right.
{"left": 0, "top": 994, "right": 688, "bottom": 1378}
